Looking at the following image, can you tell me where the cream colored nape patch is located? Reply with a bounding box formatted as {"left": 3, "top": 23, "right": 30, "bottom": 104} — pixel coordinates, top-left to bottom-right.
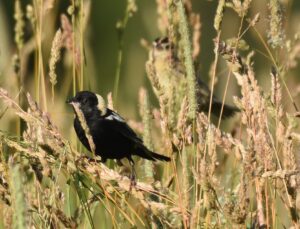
{"left": 96, "top": 93, "right": 107, "bottom": 115}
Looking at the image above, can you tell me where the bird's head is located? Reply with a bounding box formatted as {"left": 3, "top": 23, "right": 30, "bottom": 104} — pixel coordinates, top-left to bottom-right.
{"left": 147, "top": 37, "right": 178, "bottom": 80}
{"left": 153, "top": 37, "right": 173, "bottom": 51}
{"left": 150, "top": 37, "right": 174, "bottom": 61}
{"left": 66, "top": 91, "right": 107, "bottom": 116}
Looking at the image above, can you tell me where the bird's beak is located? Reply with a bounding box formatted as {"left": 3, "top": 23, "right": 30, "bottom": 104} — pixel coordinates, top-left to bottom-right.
{"left": 66, "top": 97, "right": 75, "bottom": 104}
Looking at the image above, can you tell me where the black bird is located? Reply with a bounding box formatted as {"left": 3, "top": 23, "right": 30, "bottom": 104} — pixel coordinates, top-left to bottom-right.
{"left": 147, "top": 37, "right": 239, "bottom": 118}
{"left": 67, "top": 91, "right": 170, "bottom": 180}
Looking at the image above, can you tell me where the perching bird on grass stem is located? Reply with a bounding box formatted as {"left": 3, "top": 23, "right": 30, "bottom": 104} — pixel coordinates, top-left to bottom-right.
{"left": 67, "top": 91, "right": 170, "bottom": 181}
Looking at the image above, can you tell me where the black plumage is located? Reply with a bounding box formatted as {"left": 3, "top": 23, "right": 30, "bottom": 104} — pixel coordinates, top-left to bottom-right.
{"left": 67, "top": 91, "right": 170, "bottom": 177}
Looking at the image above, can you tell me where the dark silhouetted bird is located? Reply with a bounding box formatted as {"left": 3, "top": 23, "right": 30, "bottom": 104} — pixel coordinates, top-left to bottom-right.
{"left": 67, "top": 91, "right": 170, "bottom": 180}
{"left": 147, "top": 37, "right": 239, "bottom": 118}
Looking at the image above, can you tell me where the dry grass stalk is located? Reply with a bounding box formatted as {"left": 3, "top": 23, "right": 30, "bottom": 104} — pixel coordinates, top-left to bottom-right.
{"left": 268, "top": 0, "right": 285, "bottom": 48}
{"left": 286, "top": 35, "right": 300, "bottom": 70}
{"left": 191, "top": 14, "right": 201, "bottom": 60}
{"left": 60, "top": 14, "right": 81, "bottom": 67}
{"left": 182, "top": 0, "right": 201, "bottom": 60}
{"left": 226, "top": 0, "right": 253, "bottom": 17}
{"left": 71, "top": 102, "right": 96, "bottom": 155}
{"left": 145, "top": 62, "right": 173, "bottom": 154}
{"left": 219, "top": 40, "right": 300, "bottom": 226}
{"left": 14, "top": 0, "right": 25, "bottom": 50}
{"left": 175, "top": 0, "right": 197, "bottom": 119}
{"left": 156, "top": 0, "right": 168, "bottom": 34}
{"left": 214, "top": 0, "right": 225, "bottom": 32}
{"left": 49, "top": 29, "right": 63, "bottom": 102}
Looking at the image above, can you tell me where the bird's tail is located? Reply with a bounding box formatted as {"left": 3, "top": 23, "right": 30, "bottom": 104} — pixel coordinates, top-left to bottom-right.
{"left": 211, "top": 100, "right": 239, "bottom": 119}
{"left": 135, "top": 146, "right": 171, "bottom": 162}
{"left": 149, "top": 151, "right": 171, "bottom": 161}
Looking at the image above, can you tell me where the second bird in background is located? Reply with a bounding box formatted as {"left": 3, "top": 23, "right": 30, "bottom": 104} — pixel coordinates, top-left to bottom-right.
{"left": 146, "top": 37, "right": 239, "bottom": 119}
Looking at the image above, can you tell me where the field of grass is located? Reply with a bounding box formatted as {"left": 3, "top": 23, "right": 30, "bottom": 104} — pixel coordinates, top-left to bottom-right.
{"left": 0, "top": 0, "right": 300, "bottom": 228}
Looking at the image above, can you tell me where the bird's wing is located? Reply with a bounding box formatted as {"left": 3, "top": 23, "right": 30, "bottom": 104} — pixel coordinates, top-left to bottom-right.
{"left": 196, "top": 77, "right": 211, "bottom": 97}
{"left": 103, "top": 109, "right": 143, "bottom": 144}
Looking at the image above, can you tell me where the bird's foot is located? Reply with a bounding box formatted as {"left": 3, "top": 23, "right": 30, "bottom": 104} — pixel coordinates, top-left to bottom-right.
{"left": 116, "top": 159, "right": 124, "bottom": 167}
{"left": 75, "top": 155, "right": 89, "bottom": 164}
{"left": 129, "top": 172, "right": 136, "bottom": 191}
{"left": 76, "top": 155, "right": 101, "bottom": 164}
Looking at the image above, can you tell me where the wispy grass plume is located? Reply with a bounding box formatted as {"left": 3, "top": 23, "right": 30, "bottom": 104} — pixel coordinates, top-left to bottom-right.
{"left": 268, "top": 0, "right": 285, "bottom": 48}
{"left": 49, "top": 29, "right": 63, "bottom": 103}
{"left": 175, "top": 0, "right": 197, "bottom": 119}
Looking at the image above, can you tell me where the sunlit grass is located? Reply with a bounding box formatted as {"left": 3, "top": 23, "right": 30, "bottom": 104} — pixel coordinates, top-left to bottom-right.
{"left": 0, "top": 0, "right": 300, "bottom": 228}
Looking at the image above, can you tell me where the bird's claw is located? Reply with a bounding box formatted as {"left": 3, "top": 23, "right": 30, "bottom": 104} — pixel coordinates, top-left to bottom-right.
{"left": 76, "top": 155, "right": 101, "bottom": 164}
{"left": 129, "top": 172, "right": 136, "bottom": 190}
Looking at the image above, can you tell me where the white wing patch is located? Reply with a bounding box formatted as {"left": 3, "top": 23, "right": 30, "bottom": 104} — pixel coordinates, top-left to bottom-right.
{"left": 105, "top": 111, "right": 125, "bottom": 122}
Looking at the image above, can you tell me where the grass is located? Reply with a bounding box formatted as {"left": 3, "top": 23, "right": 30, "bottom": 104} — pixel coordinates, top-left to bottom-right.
{"left": 0, "top": 0, "right": 300, "bottom": 228}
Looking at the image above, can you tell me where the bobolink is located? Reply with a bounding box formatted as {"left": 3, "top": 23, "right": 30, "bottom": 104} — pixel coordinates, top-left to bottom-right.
{"left": 67, "top": 91, "right": 170, "bottom": 180}
{"left": 147, "top": 37, "right": 239, "bottom": 118}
